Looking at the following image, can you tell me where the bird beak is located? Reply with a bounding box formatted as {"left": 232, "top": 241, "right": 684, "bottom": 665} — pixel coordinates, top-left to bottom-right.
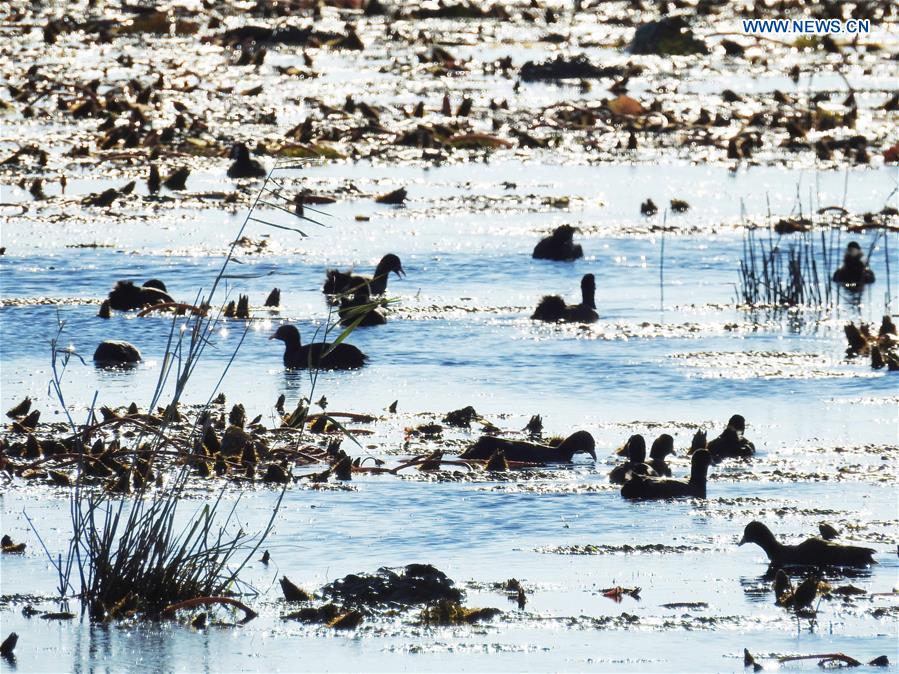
{"left": 738, "top": 536, "right": 747, "bottom": 546}
{"left": 396, "top": 267, "right": 406, "bottom": 278}
{"left": 268, "top": 333, "right": 277, "bottom": 340}
{"left": 586, "top": 447, "right": 596, "bottom": 461}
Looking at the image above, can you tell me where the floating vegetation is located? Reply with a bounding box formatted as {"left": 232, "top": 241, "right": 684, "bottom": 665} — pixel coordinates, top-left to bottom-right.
{"left": 321, "top": 564, "right": 463, "bottom": 611}
{"left": 843, "top": 317, "right": 899, "bottom": 371}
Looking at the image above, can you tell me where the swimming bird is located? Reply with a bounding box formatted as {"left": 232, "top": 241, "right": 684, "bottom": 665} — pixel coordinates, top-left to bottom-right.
{"left": 620, "top": 449, "right": 711, "bottom": 500}
{"left": 531, "top": 273, "right": 598, "bottom": 323}
{"left": 532, "top": 225, "right": 583, "bottom": 261}
{"left": 93, "top": 340, "right": 142, "bottom": 366}
{"left": 648, "top": 433, "right": 675, "bottom": 477}
{"left": 706, "top": 414, "right": 754, "bottom": 460}
{"left": 738, "top": 521, "right": 876, "bottom": 567}
{"left": 461, "top": 430, "right": 596, "bottom": 463}
{"left": 107, "top": 279, "right": 174, "bottom": 311}
{"left": 609, "top": 434, "right": 654, "bottom": 484}
{"left": 832, "top": 241, "right": 875, "bottom": 287}
{"left": 323, "top": 254, "right": 405, "bottom": 298}
{"left": 270, "top": 324, "right": 367, "bottom": 370}
{"left": 227, "top": 143, "right": 266, "bottom": 179}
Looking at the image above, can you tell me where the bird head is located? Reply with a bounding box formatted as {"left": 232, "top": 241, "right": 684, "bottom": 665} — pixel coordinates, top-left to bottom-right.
{"left": 270, "top": 324, "right": 301, "bottom": 345}
{"left": 558, "top": 430, "right": 596, "bottom": 461}
{"left": 650, "top": 433, "right": 674, "bottom": 459}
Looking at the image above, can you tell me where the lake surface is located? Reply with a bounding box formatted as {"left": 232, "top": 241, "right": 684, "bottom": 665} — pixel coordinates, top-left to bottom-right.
{"left": 2, "top": 159, "right": 897, "bottom": 673}
{"left": 1, "top": 0, "right": 898, "bottom": 670}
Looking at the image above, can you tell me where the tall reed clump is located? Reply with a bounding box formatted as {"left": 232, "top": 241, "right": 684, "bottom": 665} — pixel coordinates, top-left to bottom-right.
{"left": 736, "top": 226, "right": 844, "bottom": 309}
{"left": 36, "top": 159, "right": 368, "bottom": 620}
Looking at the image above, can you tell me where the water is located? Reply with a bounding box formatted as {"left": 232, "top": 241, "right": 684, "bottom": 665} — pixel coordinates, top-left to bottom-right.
{"left": 2, "top": 0, "right": 899, "bottom": 666}
{"left": 1, "top": 159, "right": 897, "bottom": 673}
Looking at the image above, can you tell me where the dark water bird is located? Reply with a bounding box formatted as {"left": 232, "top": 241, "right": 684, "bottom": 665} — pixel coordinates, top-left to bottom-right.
{"left": 738, "top": 521, "right": 876, "bottom": 566}
{"left": 832, "top": 241, "right": 875, "bottom": 287}
{"left": 648, "top": 433, "right": 675, "bottom": 477}
{"left": 620, "top": 449, "right": 711, "bottom": 500}
{"left": 107, "top": 279, "right": 174, "bottom": 311}
{"left": 706, "top": 414, "right": 754, "bottom": 460}
{"left": 227, "top": 143, "right": 266, "bottom": 179}
{"left": 531, "top": 273, "right": 598, "bottom": 323}
{"left": 338, "top": 295, "right": 387, "bottom": 326}
{"left": 93, "top": 340, "right": 142, "bottom": 366}
{"left": 532, "top": 224, "right": 583, "bottom": 261}
{"left": 270, "top": 324, "right": 367, "bottom": 370}
{"left": 609, "top": 434, "right": 654, "bottom": 484}
{"left": 323, "top": 254, "right": 405, "bottom": 298}
{"left": 461, "top": 430, "right": 596, "bottom": 463}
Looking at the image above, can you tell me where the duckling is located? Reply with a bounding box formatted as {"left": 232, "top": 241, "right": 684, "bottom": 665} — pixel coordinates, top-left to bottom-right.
{"left": 706, "top": 414, "right": 754, "bottom": 460}
{"left": 532, "top": 225, "right": 583, "bottom": 261}
{"left": 648, "top": 433, "right": 675, "bottom": 477}
{"left": 226, "top": 143, "right": 266, "bottom": 179}
{"left": 323, "top": 254, "right": 405, "bottom": 298}
{"left": 461, "top": 430, "right": 596, "bottom": 463}
{"left": 270, "top": 324, "right": 367, "bottom": 370}
{"left": 531, "top": 274, "right": 598, "bottom": 323}
{"left": 832, "top": 241, "right": 875, "bottom": 287}
{"left": 620, "top": 449, "right": 711, "bottom": 500}
{"left": 107, "top": 279, "right": 174, "bottom": 311}
{"left": 738, "top": 521, "right": 876, "bottom": 567}
{"left": 609, "top": 434, "right": 654, "bottom": 484}
{"left": 93, "top": 340, "right": 142, "bottom": 366}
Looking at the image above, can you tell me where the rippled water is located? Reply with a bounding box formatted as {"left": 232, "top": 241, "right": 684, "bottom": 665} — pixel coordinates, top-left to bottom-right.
{"left": 1, "top": 160, "right": 898, "bottom": 673}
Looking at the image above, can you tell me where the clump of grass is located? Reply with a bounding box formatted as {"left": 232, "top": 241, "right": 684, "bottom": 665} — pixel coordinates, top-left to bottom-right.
{"left": 736, "top": 227, "right": 837, "bottom": 309}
